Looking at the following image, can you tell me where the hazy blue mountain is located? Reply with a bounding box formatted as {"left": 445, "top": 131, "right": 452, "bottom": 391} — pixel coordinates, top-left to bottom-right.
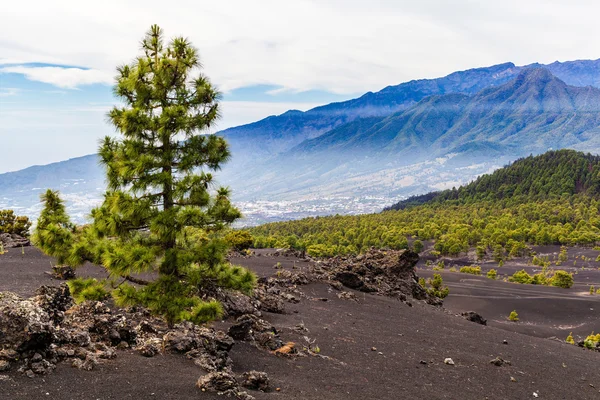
{"left": 5, "top": 59, "right": 600, "bottom": 225}
{"left": 221, "top": 68, "right": 600, "bottom": 205}
{"left": 220, "top": 58, "right": 600, "bottom": 163}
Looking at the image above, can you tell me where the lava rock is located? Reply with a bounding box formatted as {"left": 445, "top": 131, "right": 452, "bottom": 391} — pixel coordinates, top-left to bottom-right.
{"left": 0, "top": 292, "right": 54, "bottom": 353}
{"left": 0, "top": 233, "right": 30, "bottom": 248}
{"left": 461, "top": 311, "right": 487, "bottom": 325}
{"left": 241, "top": 370, "right": 270, "bottom": 391}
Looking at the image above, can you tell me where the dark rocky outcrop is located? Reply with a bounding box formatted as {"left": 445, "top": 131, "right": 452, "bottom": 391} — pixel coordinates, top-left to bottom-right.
{"left": 0, "top": 233, "right": 30, "bottom": 248}
{"left": 310, "top": 248, "right": 439, "bottom": 305}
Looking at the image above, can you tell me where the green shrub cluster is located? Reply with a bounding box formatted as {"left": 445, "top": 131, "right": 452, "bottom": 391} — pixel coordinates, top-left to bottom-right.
{"left": 249, "top": 196, "right": 600, "bottom": 258}
{"left": 419, "top": 273, "right": 449, "bottom": 299}
{"left": 508, "top": 268, "right": 574, "bottom": 288}
{"left": 224, "top": 230, "right": 254, "bottom": 251}
{"left": 459, "top": 266, "right": 481, "bottom": 275}
{"left": 0, "top": 210, "right": 32, "bottom": 237}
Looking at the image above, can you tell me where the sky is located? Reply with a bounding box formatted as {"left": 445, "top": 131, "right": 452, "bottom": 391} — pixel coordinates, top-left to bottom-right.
{"left": 1, "top": 0, "right": 600, "bottom": 173}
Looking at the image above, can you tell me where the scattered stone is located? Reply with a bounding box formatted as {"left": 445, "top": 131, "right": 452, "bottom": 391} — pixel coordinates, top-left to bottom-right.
{"left": 461, "top": 311, "right": 487, "bottom": 325}
{"left": 337, "top": 291, "right": 358, "bottom": 301}
{"left": 241, "top": 370, "right": 270, "bottom": 391}
{"left": 419, "top": 360, "right": 427, "bottom": 365}
{"left": 503, "top": 340, "right": 508, "bottom": 345}
{"left": 511, "top": 377, "right": 517, "bottom": 382}
{"left": 49, "top": 265, "right": 76, "bottom": 280}
{"left": 138, "top": 340, "right": 160, "bottom": 357}
{"left": 371, "top": 347, "right": 377, "bottom": 351}
{"left": 0, "top": 360, "right": 10, "bottom": 372}
{"left": 444, "top": 358, "right": 455, "bottom": 365}
{"left": 490, "top": 357, "right": 510, "bottom": 366}
{"left": 196, "top": 371, "right": 241, "bottom": 395}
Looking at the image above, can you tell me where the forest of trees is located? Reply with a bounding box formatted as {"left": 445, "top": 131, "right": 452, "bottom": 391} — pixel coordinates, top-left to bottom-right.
{"left": 250, "top": 151, "right": 600, "bottom": 258}
{"left": 387, "top": 150, "right": 600, "bottom": 210}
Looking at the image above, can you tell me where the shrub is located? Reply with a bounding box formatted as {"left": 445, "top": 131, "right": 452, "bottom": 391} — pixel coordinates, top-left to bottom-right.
{"left": 565, "top": 332, "right": 575, "bottom": 345}
{"left": 306, "top": 244, "right": 334, "bottom": 258}
{"left": 476, "top": 245, "right": 486, "bottom": 260}
{"left": 508, "top": 310, "right": 519, "bottom": 322}
{"left": 550, "top": 270, "right": 574, "bottom": 289}
{"left": 459, "top": 266, "right": 481, "bottom": 275}
{"left": 509, "top": 269, "right": 533, "bottom": 284}
{"left": 590, "top": 285, "right": 595, "bottom": 295}
{"left": 412, "top": 240, "right": 424, "bottom": 253}
{"left": 448, "top": 266, "right": 458, "bottom": 272}
{"left": 224, "top": 230, "right": 254, "bottom": 251}
{"left": 487, "top": 269, "right": 497, "bottom": 279}
{"left": 425, "top": 273, "right": 449, "bottom": 299}
{"left": 433, "top": 260, "right": 445, "bottom": 271}
{"left": 0, "top": 209, "right": 32, "bottom": 237}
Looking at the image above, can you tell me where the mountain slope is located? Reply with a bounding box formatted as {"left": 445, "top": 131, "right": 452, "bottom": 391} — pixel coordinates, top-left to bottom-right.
{"left": 220, "top": 59, "right": 600, "bottom": 163}
{"left": 222, "top": 68, "right": 600, "bottom": 206}
{"left": 294, "top": 68, "right": 600, "bottom": 158}
{"left": 385, "top": 149, "right": 600, "bottom": 210}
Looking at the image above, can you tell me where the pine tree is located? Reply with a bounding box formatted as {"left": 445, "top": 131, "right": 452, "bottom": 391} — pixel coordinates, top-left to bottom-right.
{"left": 32, "top": 190, "right": 75, "bottom": 265}
{"left": 38, "top": 25, "right": 256, "bottom": 326}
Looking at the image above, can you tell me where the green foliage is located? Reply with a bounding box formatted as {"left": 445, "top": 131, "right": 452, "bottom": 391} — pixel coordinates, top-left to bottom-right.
{"left": 412, "top": 239, "right": 424, "bottom": 253}
{"left": 550, "top": 270, "right": 574, "bottom": 288}
{"left": 250, "top": 193, "right": 600, "bottom": 258}
{"left": 388, "top": 150, "right": 600, "bottom": 209}
{"left": 508, "top": 268, "right": 573, "bottom": 288}
{"left": 459, "top": 265, "right": 481, "bottom": 275}
{"left": 558, "top": 246, "right": 568, "bottom": 263}
{"left": 432, "top": 260, "right": 445, "bottom": 271}
{"left": 589, "top": 285, "right": 595, "bottom": 295}
{"left": 424, "top": 273, "right": 449, "bottom": 299}
{"left": 582, "top": 332, "right": 600, "bottom": 349}
{"left": 565, "top": 332, "right": 575, "bottom": 345}
{"left": 509, "top": 269, "right": 534, "bottom": 284}
{"left": 32, "top": 190, "right": 75, "bottom": 265}
{"left": 224, "top": 230, "right": 254, "bottom": 251}
{"left": 306, "top": 244, "right": 335, "bottom": 258}
{"left": 35, "top": 26, "right": 256, "bottom": 326}
{"left": 476, "top": 245, "right": 486, "bottom": 260}
{"left": 487, "top": 269, "right": 497, "bottom": 279}
{"left": 67, "top": 278, "right": 110, "bottom": 303}
{"left": 0, "top": 210, "right": 32, "bottom": 237}
{"left": 508, "top": 310, "right": 519, "bottom": 322}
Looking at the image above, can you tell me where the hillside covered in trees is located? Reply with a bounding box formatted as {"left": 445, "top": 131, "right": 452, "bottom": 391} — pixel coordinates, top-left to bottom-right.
{"left": 386, "top": 150, "right": 600, "bottom": 210}
{"left": 249, "top": 150, "right": 600, "bottom": 258}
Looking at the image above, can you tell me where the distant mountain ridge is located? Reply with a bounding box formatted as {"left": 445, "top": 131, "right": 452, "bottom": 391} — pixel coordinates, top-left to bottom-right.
{"left": 219, "top": 59, "right": 600, "bottom": 163}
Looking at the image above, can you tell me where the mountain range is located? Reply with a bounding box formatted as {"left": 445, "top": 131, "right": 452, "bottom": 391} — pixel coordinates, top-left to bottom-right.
{"left": 3, "top": 58, "right": 600, "bottom": 224}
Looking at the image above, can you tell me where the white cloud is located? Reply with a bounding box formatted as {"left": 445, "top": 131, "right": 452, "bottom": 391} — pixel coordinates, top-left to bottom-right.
{"left": 0, "top": 66, "right": 113, "bottom": 89}
{"left": 1, "top": 0, "right": 599, "bottom": 95}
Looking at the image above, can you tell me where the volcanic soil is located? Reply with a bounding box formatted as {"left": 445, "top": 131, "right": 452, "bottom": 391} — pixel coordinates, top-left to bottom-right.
{"left": 1, "top": 246, "right": 600, "bottom": 400}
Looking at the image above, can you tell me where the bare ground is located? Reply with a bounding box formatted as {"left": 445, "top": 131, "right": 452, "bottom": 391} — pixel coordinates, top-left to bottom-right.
{"left": 1, "top": 247, "right": 600, "bottom": 400}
